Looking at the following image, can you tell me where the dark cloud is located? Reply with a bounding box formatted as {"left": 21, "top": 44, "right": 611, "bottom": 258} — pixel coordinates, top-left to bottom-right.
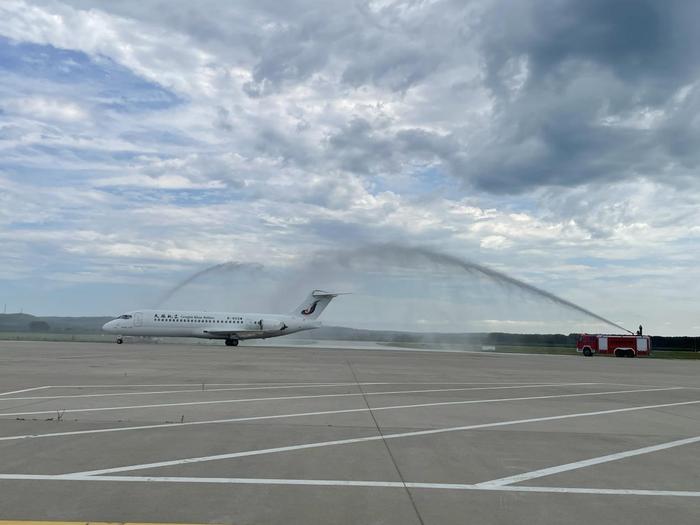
{"left": 64, "top": 0, "right": 459, "bottom": 96}
{"left": 466, "top": 0, "right": 700, "bottom": 192}
{"left": 253, "top": 126, "right": 314, "bottom": 167}
{"left": 326, "top": 118, "right": 394, "bottom": 174}
{"left": 46, "top": 0, "right": 700, "bottom": 195}
{"left": 312, "top": 0, "right": 700, "bottom": 194}
{"left": 481, "top": 1, "right": 700, "bottom": 95}
{"left": 341, "top": 44, "right": 441, "bottom": 93}
{"left": 214, "top": 106, "right": 234, "bottom": 132}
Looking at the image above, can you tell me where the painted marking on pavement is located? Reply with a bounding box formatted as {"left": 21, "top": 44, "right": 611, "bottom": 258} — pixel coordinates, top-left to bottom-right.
{"left": 477, "top": 434, "right": 700, "bottom": 487}
{"left": 0, "top": 520, "right": 221, "bottom": 525}
{"left": 47, "top": 381, "right": 570, "bottom": 388}
{"left": 68, "top": 390, "right": 698, "bottom": 477}
{"left": 0, "top": 382, "right": 598, "bottom": 417}
{"left": 0, "top": 474, "right": 698, "bottom": 497}
{"left": 0, "top": 386, "right": 51, "bottom": 397}
{"left": 0, "top": 387, "right": 676, "bottom": 442}
{"left": 0, "top": 382, "right": 582, "bottom": 401}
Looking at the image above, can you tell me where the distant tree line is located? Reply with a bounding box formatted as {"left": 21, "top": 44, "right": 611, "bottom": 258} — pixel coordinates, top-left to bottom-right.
{"left": 299, "top": 328, "right": 700, "bottom": 350}
{"left": 485, "top": 333, "right": 576, "bottom": 346}
{"left": 28, "top": 321, "right": 50, "bottom": 332}
{"left": 649, "top": 336, "right": 700, "bottom": 351}
{"left": 485, "top": 333, "right": 700, "bottom": 352}
{"left": 0, "top": 313, "right": 111, "bottom": 333}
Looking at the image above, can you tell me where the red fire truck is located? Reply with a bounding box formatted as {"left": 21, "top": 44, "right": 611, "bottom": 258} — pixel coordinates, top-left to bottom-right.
{"left": 577, "top": 334, "right": 651, "bottom": 358}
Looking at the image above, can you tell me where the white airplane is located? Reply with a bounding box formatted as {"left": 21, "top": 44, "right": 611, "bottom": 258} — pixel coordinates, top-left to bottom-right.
{"left": 102, "top": 290, "right": 342, "bottom": 346}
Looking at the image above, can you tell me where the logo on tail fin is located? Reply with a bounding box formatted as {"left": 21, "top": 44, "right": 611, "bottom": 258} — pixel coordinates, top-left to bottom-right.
{"left": 301, "top": 300, "right": 320, "bottom": 316}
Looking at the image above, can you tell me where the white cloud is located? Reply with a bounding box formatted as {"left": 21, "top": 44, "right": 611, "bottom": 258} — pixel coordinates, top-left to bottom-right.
{"left": 480, "top": 235, "right": 511, "bottom": 250}
{"left": 0, "top": 1, "right": 698, "bottom": 332}
{"left": 93, "top": 174, "right": 226, "bottom": 190}
{"left": 3, "top": 95, "right": 88, "bottom": 121}
{"left": 0, "top": 0, "right": 221, "bottom": 97}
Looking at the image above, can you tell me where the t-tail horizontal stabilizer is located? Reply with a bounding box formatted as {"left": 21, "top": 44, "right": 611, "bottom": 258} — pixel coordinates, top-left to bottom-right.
{"left": 292, "top": 290, "right": 347, "bottom": 319}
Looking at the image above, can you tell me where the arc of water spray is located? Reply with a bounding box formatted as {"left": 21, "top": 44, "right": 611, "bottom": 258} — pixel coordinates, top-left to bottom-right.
{"left": 155, "top": 262, "right": 261, "bottom": 307}
{"left": 335, "top": 245, "right": 633, "bottom": 334}
{"left": 155, "top": 245, "right": 632, "bottom": 334}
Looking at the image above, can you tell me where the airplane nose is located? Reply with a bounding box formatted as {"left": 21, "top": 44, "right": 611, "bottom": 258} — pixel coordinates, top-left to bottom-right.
{"left": 102, "top": 321, "right": 114, "bottom": 333}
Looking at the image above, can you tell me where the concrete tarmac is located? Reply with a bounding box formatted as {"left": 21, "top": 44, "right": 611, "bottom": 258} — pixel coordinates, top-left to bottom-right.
{"left": 1, "top": 340, "right": 699, "bottom": 524}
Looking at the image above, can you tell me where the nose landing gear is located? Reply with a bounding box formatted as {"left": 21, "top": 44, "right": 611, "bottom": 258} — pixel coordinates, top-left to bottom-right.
{"left": 225, "top": 338, "right": 239, "bottom": 347}
{"left": 116, "top": 337, "right": 123, "bottom": 344}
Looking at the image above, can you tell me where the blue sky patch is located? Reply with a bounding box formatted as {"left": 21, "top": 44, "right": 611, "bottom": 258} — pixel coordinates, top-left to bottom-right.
{"left": 0, "top": 36, "right": 182, "bottom": 112}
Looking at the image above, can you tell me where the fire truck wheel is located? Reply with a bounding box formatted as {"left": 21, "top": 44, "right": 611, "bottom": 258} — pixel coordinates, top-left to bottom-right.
{"left": 582, "top": 348, "right": 592, "bottom": 357}
{"left": 627, "top": 350, "right": 636, "bottom": 358}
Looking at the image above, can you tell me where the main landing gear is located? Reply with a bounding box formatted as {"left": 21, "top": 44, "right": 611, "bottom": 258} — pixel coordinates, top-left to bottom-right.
{"left": 225, "top": 338, "right": 239, "bottom": 347}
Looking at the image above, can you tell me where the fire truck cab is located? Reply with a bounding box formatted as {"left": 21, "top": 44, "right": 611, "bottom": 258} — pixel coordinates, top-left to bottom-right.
{"left": 577, "top": 334, "right": 651, "bottom": 358}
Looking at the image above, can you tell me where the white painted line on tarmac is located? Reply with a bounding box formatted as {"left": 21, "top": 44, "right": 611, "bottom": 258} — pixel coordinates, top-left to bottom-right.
{"left": 487, "top": 485, "right": 700, "bottom": 497}
{"left": 69, "top": 390, "right": 697, "bottom": 477}
{"left": 0, "top": 382, "right": 598, "bottom": 418}
{"left": 0, "top": 382, "right": 581, "bottom": 401}
{"left": 50, "top": 383, "right": 355, "bottom": 388}
{"left": 48, "top": 381, "right": 571, "bottom": 389}
{"left": 0, "top": 387, "right": 676, "bottom": 442}
{"left": 0, "top": 383, "right": 438, "bottom": 401}
{"left": 478, "top": 434, "right": 700, "bottom": 487}
{"left": 0, "top": 473, "right": 698, "bottom": 497}
{"left": 0, "top": 386, "right": 50, "bottom": 397}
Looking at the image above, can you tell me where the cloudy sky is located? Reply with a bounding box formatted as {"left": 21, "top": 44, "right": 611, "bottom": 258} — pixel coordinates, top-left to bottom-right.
{"left": 1, "top": 0, "right": 699, "bottom": 334}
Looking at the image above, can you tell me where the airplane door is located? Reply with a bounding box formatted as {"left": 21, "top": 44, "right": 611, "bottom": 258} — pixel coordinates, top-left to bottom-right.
{"left": 134, "top": 312, "right": 143, "bottom": 327}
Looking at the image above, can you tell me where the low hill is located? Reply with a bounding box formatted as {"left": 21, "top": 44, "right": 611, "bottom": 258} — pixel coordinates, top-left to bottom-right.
{"left": 0, "top": 313, "right": 112, "bottom": 333}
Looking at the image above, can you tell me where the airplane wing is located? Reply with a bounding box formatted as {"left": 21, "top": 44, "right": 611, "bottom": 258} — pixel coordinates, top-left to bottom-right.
{"left": 204, "top": 321, "right": 288, "bottom": 339}
{"left": 203, "top": 330, "right": 263, "bottom": 338}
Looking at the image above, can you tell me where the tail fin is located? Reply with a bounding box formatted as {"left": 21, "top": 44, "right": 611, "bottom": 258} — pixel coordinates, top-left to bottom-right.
{"left": 291, "top": 290, "right": 344, "bottom": 319}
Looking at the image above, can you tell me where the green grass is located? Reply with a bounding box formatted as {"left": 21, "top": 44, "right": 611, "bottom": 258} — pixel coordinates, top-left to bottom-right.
{"left": 497, "top": 346, "right": 700, "bottom": 359}
{"left": 378, "top": 341, "right": 700, "bottom": 359}
{"left": 649, "top": 350, "right": 700, "bottom": 359}
{"left": 378, "top": 341, "right": 577, "bottom": 355}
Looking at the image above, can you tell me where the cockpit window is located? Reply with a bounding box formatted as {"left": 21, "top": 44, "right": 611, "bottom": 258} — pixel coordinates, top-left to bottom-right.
{"left": 117, "top": 314, "right": 132, "bottom": 320}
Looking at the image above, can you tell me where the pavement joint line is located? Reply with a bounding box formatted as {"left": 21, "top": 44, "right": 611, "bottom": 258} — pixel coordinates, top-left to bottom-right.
{"left": 476, "top": 434, "right": 700, "bottom": 487}
{"left": 0, "top": 382, "right": 592, "bottom": 401}
{"left": 65, "top": 389, "right": 695, "bottom": 477}
{"left": 0, "top": 474, "right": 699, "bottom": 497}
{"left": 0, "top": 382, "right": 599, "bottom": 418}
{"left": 346, "top": 359, "right": 426, "bottom": 525}
{"left": 0, "top": 386, "right": 679, "bottom": 442}
{"left": 0, "top": 386, "right": 51, "bottom": 397}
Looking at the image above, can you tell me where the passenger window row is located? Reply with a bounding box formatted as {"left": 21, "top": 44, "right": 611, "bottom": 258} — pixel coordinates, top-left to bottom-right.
{"left": 154, "top": 318, "right": 243, "bottom": 323}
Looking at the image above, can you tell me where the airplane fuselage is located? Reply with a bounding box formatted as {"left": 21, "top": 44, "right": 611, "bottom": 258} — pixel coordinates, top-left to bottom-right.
{"left": 102, "top": 309, "right": 320, "bottom": 340}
